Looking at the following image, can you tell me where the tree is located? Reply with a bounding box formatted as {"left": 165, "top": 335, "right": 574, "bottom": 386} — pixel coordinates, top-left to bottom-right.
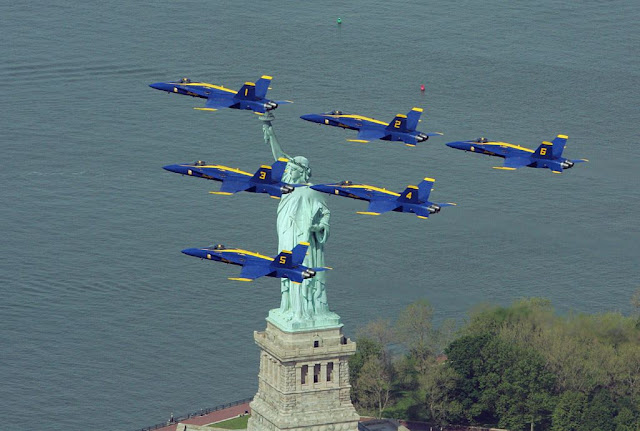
{"left": 613, "top": 407, "right": 638, "bottom": 431}
{"left": 395, "top": 299, "right": 435, "bottom": 374}
{"left": 357, "top": 318, "right": 395, "bottom": 367}
{"left": 349, "top": 337, "right": 383, "bottom": 406}
{"left": 552, "top": 391, "right": 587, "bottom": 431}
{"left": 417, "top": 361, "right": 463, "bottom": 425}
{"left": 581, "top": 389, "right": 616, "bottom": 431}
{"left": 357, "top": 356, "right": 393, "bottom": 418}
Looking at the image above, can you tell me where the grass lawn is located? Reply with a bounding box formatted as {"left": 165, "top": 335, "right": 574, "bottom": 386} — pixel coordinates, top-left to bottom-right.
{"left": 209, "top": 415, "right": 250, "bottom": 429}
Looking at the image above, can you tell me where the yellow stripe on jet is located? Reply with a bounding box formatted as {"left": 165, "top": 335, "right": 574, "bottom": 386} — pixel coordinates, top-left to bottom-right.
{"left": 182, "top": 164, "right": 252, "bottom": 176}
{"left": 209, "top": 191, "right": 234, "bottom": 195}
{"left": 493, "top": 167, "right": 517, "bottom": 170}
{"left": 412, "top": 107, "right": 423, "bottom": 112}
{"left": 356, "top": 212, "right": 381, "bottom": 216}
{"left": 339, "top": 184, "right": 400, "bottom": 196}
{"left": 218, "top": 249, "right": 273, "bottom": 260}
{"left": 328, "top": 114, "right": 388, "bottom": 125}
{"left": 229, "top": 277, "right": 254, "bottom": 282}
{"left": 424, "top": 177, "right": 436, "bottom": 182}
{"left": 178, "top": 82, "right": 237, "bottom": 94}
{"left": 261, "top": 75, "right": 273, "bottom": 80}
{"left": 347, "top": 139, "right": 370, "bottom": 143}
{"left": 484, "top": 142, "right": 535, "bottom": 153}
{"left": 194, "top": 108, "right": 218, "bottom": 111}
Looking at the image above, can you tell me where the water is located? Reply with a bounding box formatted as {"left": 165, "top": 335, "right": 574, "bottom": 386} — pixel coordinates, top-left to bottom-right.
{"left": 1, "top": 1, "right": 638, "bottom": 430}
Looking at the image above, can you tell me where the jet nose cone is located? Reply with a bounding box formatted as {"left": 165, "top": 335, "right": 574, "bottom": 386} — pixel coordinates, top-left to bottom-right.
{"left": 149, "top": 82, "right": 172, "bottom": 91}
{"left": 182, "top": 248, "right": 204, "bottom": 258}
{"left": 446, "top": 141, "right": 468, "bottom": 150}
{"left": 163, "top": 164, "right": 189, "bottom": 175}
{"left": 300, "top": 114, "right": 321, "bottom": 123}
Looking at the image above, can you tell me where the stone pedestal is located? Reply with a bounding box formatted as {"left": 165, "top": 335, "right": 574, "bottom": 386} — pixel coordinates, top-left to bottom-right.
{"left": 247, "top": 321, "right": 360, "bottom": 431}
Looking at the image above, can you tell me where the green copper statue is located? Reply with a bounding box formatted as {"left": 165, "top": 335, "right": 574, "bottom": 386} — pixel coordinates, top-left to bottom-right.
{"left": 260, "top": 113, "right": 341, "bottom": 331}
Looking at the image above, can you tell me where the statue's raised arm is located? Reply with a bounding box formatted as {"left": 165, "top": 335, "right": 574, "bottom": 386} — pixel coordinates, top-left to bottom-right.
{"left": 260, "top": 112, "right": 290, "bottom": 162}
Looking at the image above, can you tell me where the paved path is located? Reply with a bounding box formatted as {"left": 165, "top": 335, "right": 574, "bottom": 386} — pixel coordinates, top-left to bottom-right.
{"left": 153, "top": 402, "right": 251, "bottom": 431}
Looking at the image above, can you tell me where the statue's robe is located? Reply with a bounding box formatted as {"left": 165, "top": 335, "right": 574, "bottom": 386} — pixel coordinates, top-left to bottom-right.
{"left": 276, "top": 185, "right": 330, "bottom": 320}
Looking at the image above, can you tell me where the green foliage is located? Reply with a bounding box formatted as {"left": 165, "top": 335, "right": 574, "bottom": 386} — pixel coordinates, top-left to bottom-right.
{"left": 351, "top": 297, "right": 640, "bottom": 430}
{"left": 349, "top": 336, "right": 384, "bottom": 406}
{"left": 582, "top": 389, "right": 616, "bottom": 431}
{"left": 552, "top": 391, "right": 587, "bottom": 431}
{"left": 356, "top": 356, "right": 393, "bottom": 418}
{"left": 614, "top": 407, "right": 638, "bottom": 431}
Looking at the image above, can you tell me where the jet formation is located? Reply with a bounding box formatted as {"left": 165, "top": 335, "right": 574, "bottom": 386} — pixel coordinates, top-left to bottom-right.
{"left": 152, "top": 74, "right": 587, "bottom": 284}
{"left": 181, "top": 242, "right": 330, "bottom": 283}
{"left": 163, "top": 158, "right": 298, "bottom": 198}
{"left": 446, "top": 134, "right": 588, "bottom": 173}
{"left": 311, "top": 177, "right": 455, "bottom": 219}
{"left": 149, "top": 75, "right": 292, "bottom": 114}
{"left": 300, "top": 107, "right": 443, "bottom": 146}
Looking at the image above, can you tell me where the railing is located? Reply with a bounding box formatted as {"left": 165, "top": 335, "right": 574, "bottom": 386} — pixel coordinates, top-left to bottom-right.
{"left": 134, "top": 397, "right": 253, "bottom": 431}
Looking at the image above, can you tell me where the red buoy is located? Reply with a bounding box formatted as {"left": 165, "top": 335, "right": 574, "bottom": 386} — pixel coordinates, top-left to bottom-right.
{"left": 420, "top": 84, "right": 425, "bottom": 91}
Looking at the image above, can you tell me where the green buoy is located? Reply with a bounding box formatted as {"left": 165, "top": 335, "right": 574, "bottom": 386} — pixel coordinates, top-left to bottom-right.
{"left": 337, "top": 17, "right": 342, "bottom": 24}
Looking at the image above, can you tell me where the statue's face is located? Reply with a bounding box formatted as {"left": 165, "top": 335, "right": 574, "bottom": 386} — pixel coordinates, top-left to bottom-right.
{"left": 284, "top": 157, "right": 311, "bottom": 183}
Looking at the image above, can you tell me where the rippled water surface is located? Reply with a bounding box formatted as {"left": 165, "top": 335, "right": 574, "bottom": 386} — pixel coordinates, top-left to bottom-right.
{"left": 1, "top": 1, "right": 639, "bottom": 430}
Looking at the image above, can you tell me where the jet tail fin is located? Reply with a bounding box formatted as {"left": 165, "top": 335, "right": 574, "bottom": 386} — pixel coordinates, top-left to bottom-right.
{"left": 386, "top": 112, "right": 409, "bottom": 132}
{"left": 255, "top": 75, "right": 272, "bottom": 98}
{"left": 291, "top": 242, "right": 309, "bottom": 266}
{"left": 251, "top": 164, "right": 274, "bottom": 183}
{"left": 533, "top": 141, "right": 554, "bottom": 159}
{"left": 406, "top": 107, "right": 423, "bottom": 131}
{"left": 274, "top": 243, "right": 309, "bottom": 269}
{"left": 551, "top": 134, "right": 568, "bottom": 158}
{"left": 397, "top": 185, "right": 420, "bottom": 203}
{"left": 417, "top": 177, "right": 435, "bottom": 202}
{"left": 271, "top": 158, "right": 289, "bottom": 182}
{"left": 385, "top": 107, "right": 422, "bottom": 132}
{"left": 235, "top": 81, "right": 257, "bottom": 100}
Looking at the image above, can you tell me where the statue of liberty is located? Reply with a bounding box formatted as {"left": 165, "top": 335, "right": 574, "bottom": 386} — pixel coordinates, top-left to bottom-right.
{"left": 260, "top": 113, "right": 340, "bottom": 330}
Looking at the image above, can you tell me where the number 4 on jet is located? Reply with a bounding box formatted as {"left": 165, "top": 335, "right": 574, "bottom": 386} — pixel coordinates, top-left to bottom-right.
{"left": 311, "top": 177, "right": 455, "bottom": 219}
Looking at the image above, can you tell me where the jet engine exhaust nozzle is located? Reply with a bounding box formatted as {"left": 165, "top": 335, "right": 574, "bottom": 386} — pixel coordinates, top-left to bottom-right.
{"left": 280, "top": 185, "right": 295, "bottom": 194}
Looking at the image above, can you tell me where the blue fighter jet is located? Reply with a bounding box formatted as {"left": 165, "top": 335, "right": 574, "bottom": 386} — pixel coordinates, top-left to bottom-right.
{"left": 446, "top": 134, "right": 588, "bottom": 173}
{"left": 311, "top": 177, "right": 455, "bottom": 219}
{"left": 163, "top": 158, "right": 298, "bottom": 198}
{"left": 181, "top": 242, "right": 331, "bottom": 283}
{"left": 149, "top": 75, "right": 292, "bottom": 114}
{"left": 300, "top": 107, "right": 443, "bottom": 146}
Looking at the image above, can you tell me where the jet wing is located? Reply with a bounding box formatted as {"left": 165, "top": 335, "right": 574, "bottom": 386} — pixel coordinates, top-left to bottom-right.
{"left": 218, "top": 178, "right": 251, "bottom": 194}
{"left": 413, "top": 207, "right": 432, "bottom": 219}
{"left": 357, "top": 199, "right": 400, "bottom": 215}
{"left": 202, "top": 96, "right": 235, "bottom": 110}
{"left": 234, "top": 261, "right": 273, "bottom": 281}
{"left": 493, "top": 157, "right": 530, "bottom": 170}
{"left": 348, "top": 128, "right": 387, "bottom": 143}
